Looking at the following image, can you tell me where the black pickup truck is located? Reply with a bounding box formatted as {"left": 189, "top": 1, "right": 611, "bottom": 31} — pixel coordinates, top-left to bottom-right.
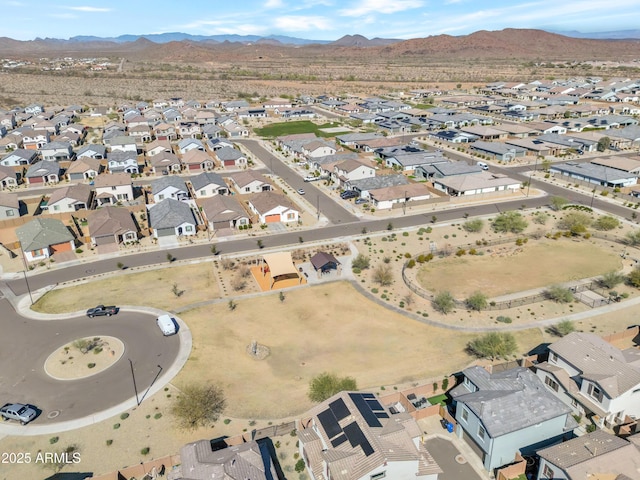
{"left": 86, "top": 305, "right": 119, "bottom": 317}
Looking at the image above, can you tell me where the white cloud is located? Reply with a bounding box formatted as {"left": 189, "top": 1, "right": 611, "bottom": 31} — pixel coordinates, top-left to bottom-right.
{"left": 265, "top": 0, "right": 284, "bottom": 8}
{"left": 65, "top": 6, "right": 111, "bottom": 12}
{"left": 339, "top": 0, "right": 424, "bottom": 17}
{"left": 274, "top": 15, "right": 333, "bottom": 31}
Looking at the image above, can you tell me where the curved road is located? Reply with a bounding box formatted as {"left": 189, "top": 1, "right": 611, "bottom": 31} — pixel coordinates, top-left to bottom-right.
{"left": 0, "top": 296, "right": 181, "bottom": 430}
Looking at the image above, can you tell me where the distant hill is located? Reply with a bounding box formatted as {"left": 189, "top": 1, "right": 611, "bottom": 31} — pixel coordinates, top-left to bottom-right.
{"left": 331, "top": 34, "right": 400, "bottom": 47}
{"left": 553, "top": 29, "right": 640, "bottom": 40}
{"left": 68, "top": 32, "right": 330, "bottom": 46}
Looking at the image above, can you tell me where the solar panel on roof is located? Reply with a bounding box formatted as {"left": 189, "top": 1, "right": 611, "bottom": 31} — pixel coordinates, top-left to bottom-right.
{"left": 361, "top": 393, "right": 376, "bottom": 399}
{"left": 374, "top": 412, "right": 389, "bottom": 419}
{"left": 349, "top": 393, "right": 382, "bottom": 428}
{"left": 317, "top": 409, "right": 342, "bottom": 439}
{"left": 366, "top": 399, "right": 384, "bottom": 411}
{"left": 343, "top": 422, "right": 374, "bottom": 457}
{"left": 329, "top": 398, "right": 350, "bottom": 421}
{"left": 330, "top": 434, "right": 348, "bottom": 448}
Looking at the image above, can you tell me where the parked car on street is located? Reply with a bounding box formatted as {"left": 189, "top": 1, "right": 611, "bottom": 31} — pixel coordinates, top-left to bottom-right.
{"left": 86, "top": 305, "right": 119, "bottom": 317}
{"left": 297, "top": 188, "right": 305, "bottom": 195}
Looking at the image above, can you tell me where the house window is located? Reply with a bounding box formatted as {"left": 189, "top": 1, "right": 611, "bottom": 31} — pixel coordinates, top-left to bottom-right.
{"left": 200, "top": 190, "right": 206, "bottom": 196}
{"left": 571, "top": 398, "right": 579, "bottom": 408}
{"left": 287, "top": 212, "right": 295, "bottom": 220}
{"left": 53, "top": 205, "right": 60, "bottom": 211}
{"left": 545, "top": 376, "right": 559, "bottom": 392}
{"left": 111, "top": 186, "right": 117, "bottom": 190}
{"left": 6, "top": 209, "right": 14, "bottom": 217}
{"left": 244, "top": 187, "right": 250, "bottom": 192}
{"left": 477, "top": 425, "right": 485, "bottom": 441}
{"left": 463, "top": 377, "right": 477, "bottom": 392}
{"left": 158, "top": 194, "right": 165, "bottom": 200}
{"left": 588, "top": 383, "right": 604, "bottom": 403}
{"left": 370, "top": 472, "right": 386, "bottom": 480}
{"left": 542, "top": 464, "right": 555, "bottom": 479}
{"left": 550, "top": 352, "right": 558, "bottom": 363}
{"left": 185, "top": 225, "right": 193, "bottom": 232}
{"left": 461, "top": 407, "right": 469, "bottom": 422}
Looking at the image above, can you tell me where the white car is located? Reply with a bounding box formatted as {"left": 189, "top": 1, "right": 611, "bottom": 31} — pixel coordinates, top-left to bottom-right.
{"left": 297, "top": 188, "right": 305, "bottom": 195}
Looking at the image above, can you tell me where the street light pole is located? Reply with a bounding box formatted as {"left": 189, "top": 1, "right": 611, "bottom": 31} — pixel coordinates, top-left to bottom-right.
{"left": 17, "top": 241, "right": 34, "bottom": 305}
{"left": 129, "top": 358, "right": 140, "bottom": 406}
{"left": 316, "top": 195, "right": 320, "bottom": 220}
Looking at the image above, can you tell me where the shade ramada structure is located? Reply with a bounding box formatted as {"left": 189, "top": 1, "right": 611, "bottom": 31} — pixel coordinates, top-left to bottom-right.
{"left": 261, "top": 251, "right": 301, "bottom": 289}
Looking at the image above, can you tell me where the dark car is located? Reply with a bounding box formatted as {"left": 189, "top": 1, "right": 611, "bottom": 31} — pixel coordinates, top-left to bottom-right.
{"left": 86, "top": 305, "right": 119, "bottom": 317}
{"left": 355, "top": 198, "right": 368, "bottom": 205}
{"left": 340, "top": 190, "right": 359, "bottom": 200}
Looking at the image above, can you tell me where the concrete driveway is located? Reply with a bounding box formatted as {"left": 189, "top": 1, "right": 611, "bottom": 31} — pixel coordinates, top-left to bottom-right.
{"left": 424, "top": 437, "right": 486, "bottom": 480}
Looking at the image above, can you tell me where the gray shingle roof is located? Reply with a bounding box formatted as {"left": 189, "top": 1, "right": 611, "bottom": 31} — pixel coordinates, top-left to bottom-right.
{"left": 190, "top": 171, "right": 225, "bottom": 191}
{"left": 26, "top": 160, "right": 60, "bottom": 177}
{"left": 349, "top": 174, "right": 409, "bottom": 191}
{"left": 148, "top": 198, "right": 195, "bottom": 229}
{"left": 151, "top": 176, "right": 188, "bottom": 195}
{"left": 87, "top": 206, "right": 137, "bottom": 238}
{"left": 216, "top": 146, "right": 244, "bottom": 161}
{"left": 16, "top": 218, "right": 74, "bottom": 252}
{"left": 450, "top": 366, "right": 573, "bottom": 438}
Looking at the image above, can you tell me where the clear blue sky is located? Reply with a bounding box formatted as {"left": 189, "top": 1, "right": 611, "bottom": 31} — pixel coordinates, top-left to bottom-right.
{"left": 2, "top": 0, "right": 639, "bottom": 41}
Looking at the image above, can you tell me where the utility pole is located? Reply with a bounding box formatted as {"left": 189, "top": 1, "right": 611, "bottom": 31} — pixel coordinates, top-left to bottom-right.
{"left": 316, "top": 195, "right": 320, "bottom": 220}
{"left": 17, "top": 241, "right": 34, "bottom": 305}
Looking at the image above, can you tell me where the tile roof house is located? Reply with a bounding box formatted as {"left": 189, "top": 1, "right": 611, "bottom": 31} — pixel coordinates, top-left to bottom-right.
{"left": 16, "top": 217, "right": 75, "bottom": 262}
{"left": 171, "top": 439, "right": 278, "bottom": 480}
{"left": 0, "top": 165, "right": 19, "bottom": 189}
{"left": 148, "top": 198, "right": 197, "bottom": 238}
{"left": 39, "top": 141, "right": 73, "bottom": 161}
{"left": 178, "top": 138, "right": 205, "bottom": 154}
{"left": 450, "top": 366, "right": 577, "bottom": 471}
{"left": 76, "top": 143, "right": 106, "bottom": 160}
{"left": 93, "top": 172, "right": 134, "bottom": 206}
{"left": 535, "top": 331, "right": 640, "bottom": 429}
{"left": 25, "top": 160, "right": 61, "bottom": 185}
{"left": 151, "top": 176, "right": 189, "bottom": 203}
{"left": 66, "top": 157, "right": 102, "bottom": 182}
{"left": 87, "top": 206, "right": 138, "bottom": 246}
{"left": 536, "top": 429, "right": 640, "bottom": 480}
{"left": 149, "top": 151, "right": 182, "bottom": 175}
{"left": 46, "top": 183, "right": 93, "bottom": 213}
{"left": 248, "top": 191, "right": 299, "bottom": 224}
{"left": 181, "top": 149, "right": 215, "bottom": 172}
{"left": 433, "top": 172, "right": 521, "bottom": 196}
{"left": 368, "top": 183, "right": 432, "bottom": 210}
{"left": 108, "top": 135, "right": 138, "bottom": 153}
{"left": 190, "top": 172, "right": 228, "bottom": 198}
{"left": 145, "top": 139, "right": 173, "bottom": 157}
{"left": 215, "top": 146, "right": 247, "bottom": 168}
{"left": 228, "top": 171, "right": 272, "bottom": 194}
{"left": 298, "top": 391, "right": 442, "bottom": 480}
{"left": 0, "top": 148, "right": 36, "bottom": 167}
{"left": 0, "top": 191, "right": 20, "bottom": 220}
{"left": 153, "top": 123, "right": 177, "bottom": 141}
{"left": 107, "top": 151, "right": 139, "bottom": 174}
{"left": 200, "top": 195, "right": 249, "bottom": 231}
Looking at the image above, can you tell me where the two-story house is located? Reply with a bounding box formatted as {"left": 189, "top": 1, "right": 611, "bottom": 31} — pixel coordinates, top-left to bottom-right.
{"left": 0, "top": 191, "right": 20, "bottom": 220}
{"left": 450, "top": 366, "right": 577, "bottom": 471}
{"left": 298, "top": 391, "right": 442, "bottom": 480}
{"left": 107, "top": 151, "right": 139, "bottom": 174}
{"left": 93, "top": 172, "right": 135, "bottom": 206}
{"left": 535, "top": 332, "right": 640, "bottom": 429}
{"left": 39, "top": 141, "right": 73, "bottom": 161}
{"left": 0, "top": 165, "right": 19, "bottom": 189}
{"left": 46, "top": 184, "right": 93, "bottom": 213}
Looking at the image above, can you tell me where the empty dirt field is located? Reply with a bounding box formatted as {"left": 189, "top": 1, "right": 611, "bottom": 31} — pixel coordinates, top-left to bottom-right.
{"left": 32, "top": 262, "right": 220, "bottom": 313}
{"left": 416, "top": 239, "right": 622, "bottom": 298}
{"left": 174, "top": 281, "right": 544, "bottom": 419}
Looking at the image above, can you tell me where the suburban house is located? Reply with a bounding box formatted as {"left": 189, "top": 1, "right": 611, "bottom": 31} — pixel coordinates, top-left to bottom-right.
{"left": 172, "top": 439, "right": 278, "bottom": 480}
{"left": 0, "top": 148, "right": 36, "bottom": 167}
{"left": 149, "top": 151, "right": 182, "bottom": 175}
{"left": 228, "top": 171, "right": 272, "bottom": 194}
{"left": 0, "top": 165, "right": 19, "bottom": 189}
{"left": 368, "top": 183, "right": 432, "bottom": 210}
{"left": 25, "top": 161, "right": 61, "bottom": 185}
{"left": 181, "top": 149, "right": 215, "bottom": 172}
{"left": 0, "top": 191, "right": 20, "bottom": 220}
{"left": 108, "top": 135, "right": 138, "bottom": 153}
{"left": 200, "top": 195, "right": 250, "bottom": 231}
{"left": 46, "top": 184, "right": 93, "bottom": 213}
{"left": 0, "top": 133, "right": 23, "bottom": 152}
{"left": 93, "top": 173, "right": 135, "bottom": 206}
{"left": 178, "top": 138, "right": 205, "bottom": 154}
{"left": 470, "top": 141, "right": 527, "bottom": 162}
{"left": 107, "top": 151, "right": 139, "bottom": 174}
{"left": 16, "top": 217, "right": 75, "bottom": 262}
{"left": 190, "top": 171, "right": 228, "bottom": 198}
{"left": 535, "top": 332, "right": 640, "bottom": 429}
{"left": 433, "top": 172, "right": 521, "bottom": 196}
{"left": 215, "top": 146, "right": 247, "bottom": 168}
{"left": 248, "top": 191, "right": 299, "bottom": 224}
{"left": 21, "top": 128, "right": 50, "bottom": 149}
{"left": 549, "top": 162, "right": 638, "bottom": 187}
{"left": 202, "top": 124, "right": 223, "bottom": 140}
{"left": 298, "top": 391, "right": 442, "bottom": 480}
{"left": 66, "top": 159, "right": 102, "bottom": 183}
{"left": 349, "top": 174, "right": 410, "bottom": 198}
{"left": 39, "top": 141, "right": 73, "bottom": 161}
{"left": 536, "top": 429, "right": 640, "bottom": 480}
{"left": 450, "top": 366, "right": 577, "bottom": 471}
{"left": 87, "top": 206, "right": 138, "bottom": 247}
{"left": 151, "top": 176, "right": 189, "bottom": 203}
{"left": 207, "top": 137, "right": 234, "bottom": 152}
{"left": 145, "top": 139, "right": 173, "bottom": 157}
{"left": 327, "top": 158, "right": 376, "bottom": 185}
{"left": 148, "top": 198, "right": 197, "bottom": 238}
{"left": 76, "top": 144, "right": 106, "bottom": 160}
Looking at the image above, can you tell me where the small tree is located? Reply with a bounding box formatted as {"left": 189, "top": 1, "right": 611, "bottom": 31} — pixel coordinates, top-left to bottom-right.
{"left": 597, "top": 136, "right": 611, "bottom": 152}
{"left": 387, "top": 222, "right": 393, "bottom": 231}
{"left": 230, "top": 276, "right": 247, "bottom": 291}
{"left": 546, "top": 285, "right": 574, "bottom": 303}
{"left": 462, "top": 219, "right": 484, "bottom": 233}
{"left": 308, "top": 373, "right": 357, "bottom": 402}
{"left": 626, "top": 229, "right": 640, "bottom": 246}
{"left": 549, "top": 196, "right": 569, "bottom": 211}
{"left": 628, "top": 267, "right": 640, "bottom": 288}
{"left": 256, "top": 239, "right": 264, "bottom": 249}
{"left": 228, "top": 299, "right": 237, "bottom": 311}
{"left": 210, "top": 244, "right": 218, "bottom": 255}
{"left": 492, "top": 211, "right": 528, "bottom": 234}
{"left": 465, "top": 291, "right": 488, "bottom": 311}
{"left": 467, "top": 332, "right": 517, "bottom": 360}
{"left": 171, "top": 383, "right": 226, "bottom": 430}
{"left": 372, "top": 264, "right": 393, "bottom": 286}
{"left": 593, "top": 215, "right": 620, "bottom": 231}
{"left": 550, "top": 320, "right": 576, "bottom": 337}
{"left": 557, "top": 211, "right": 592, "bottom": 235}
{"left": 279, "top": 291, "right": 285, "bottom": 302}
{"left": 432, "top": 291, "right": 455, "bottom": 314}
{"left": 295, "top": 459, "right": 306, "bottom": 473}
{"left": 351, "top": 254, "right": 370, "bottom": 270}
{"left": 541, "top": 158, "right": 552, "bottom": 172}
{"left": 533, "top": 212, "right": 550, "bottom": 225}
{"left": 600, "top": 271, "right": 624, "bottom": 289}
{"left": 166, "top": 252, "right": 175, "bottom": 263}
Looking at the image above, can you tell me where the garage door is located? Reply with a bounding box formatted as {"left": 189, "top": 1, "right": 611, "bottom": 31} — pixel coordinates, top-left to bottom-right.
{"left": 265, "top": 214, "right": 280, "bottom": 223}
{"left": 51, "top": 241, "right": 73, "bottom": 253}
{"left": 95, "top": 235, "right": 115, "bottom": 246}
{"left": 156, "top": 228, "right": 175, "bottom": 237}
{"left": 462, "top": 429, "right": 486, "bottom": 464}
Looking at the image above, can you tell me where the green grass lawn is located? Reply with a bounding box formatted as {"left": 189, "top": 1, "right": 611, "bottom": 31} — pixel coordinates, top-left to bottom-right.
{"left": 253, "top": 121, "right": 350, "bottom": 138}
{"left": 427, "top": 393, "right": 448, "bottom": 405}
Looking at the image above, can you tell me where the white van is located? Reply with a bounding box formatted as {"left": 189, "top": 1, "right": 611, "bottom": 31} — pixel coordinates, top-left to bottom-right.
{"left": 477, "top": 161, "right": 489, "bottom": 171}
{"left": 156, "top": 314, "right": 177, "bottom": 336}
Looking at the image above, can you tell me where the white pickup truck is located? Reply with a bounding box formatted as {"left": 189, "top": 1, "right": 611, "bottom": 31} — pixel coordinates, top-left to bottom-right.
{"left": 0, "top": 402, "right": 37, "bottom": 424}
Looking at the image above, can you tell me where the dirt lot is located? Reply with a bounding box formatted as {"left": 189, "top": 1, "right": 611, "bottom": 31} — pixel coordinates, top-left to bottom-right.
{"left": 416, "top": 239, "right": 621, "bottom": 298}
